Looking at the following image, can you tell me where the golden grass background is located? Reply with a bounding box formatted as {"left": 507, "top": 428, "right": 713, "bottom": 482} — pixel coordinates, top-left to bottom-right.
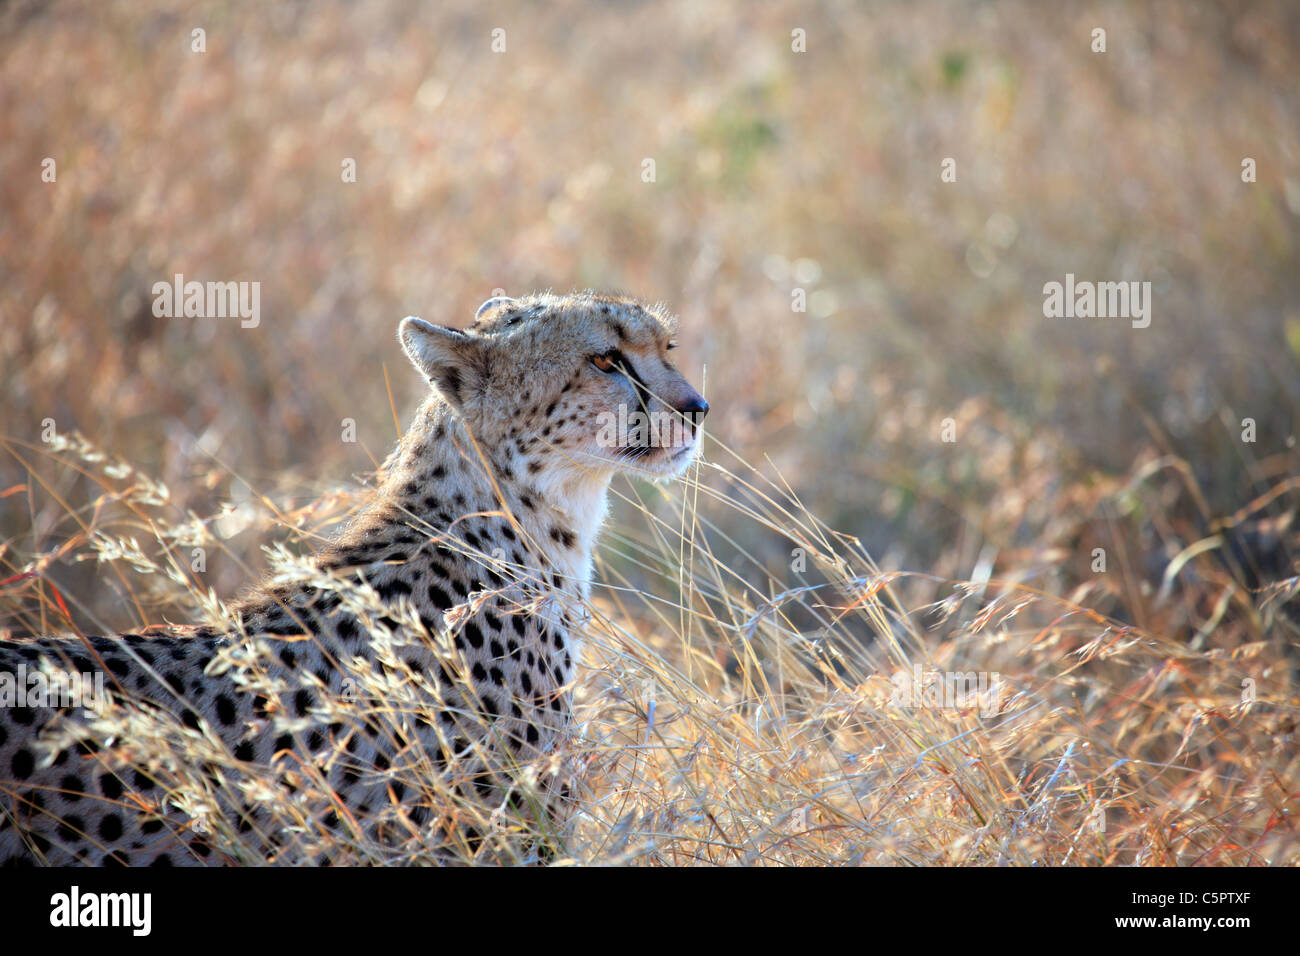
{"left": 1, "top": 0, "right": 1298, "bottom": 864}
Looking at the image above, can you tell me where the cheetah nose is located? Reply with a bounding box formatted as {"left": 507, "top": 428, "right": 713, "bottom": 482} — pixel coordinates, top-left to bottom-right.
{"left": 677, "top": 393, "right": 709, "bottom": 432}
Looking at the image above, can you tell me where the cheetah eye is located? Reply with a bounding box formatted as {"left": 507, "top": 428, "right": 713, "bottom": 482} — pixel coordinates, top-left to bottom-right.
{"left": 591, "top": 350, "right": 623, "bottom": 373}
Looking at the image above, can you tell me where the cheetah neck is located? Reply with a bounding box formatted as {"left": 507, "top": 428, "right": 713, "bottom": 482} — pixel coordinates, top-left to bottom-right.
{"left": 360, "top": 396, "right": 612, "bottom": 593}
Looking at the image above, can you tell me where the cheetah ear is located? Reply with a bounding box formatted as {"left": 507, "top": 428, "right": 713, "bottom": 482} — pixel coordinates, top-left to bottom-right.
{"left": 399, "top": 317, "right": 485, "bottom": 411}
{"left": 475, "top": 295, "right": 515, "bottom": 320}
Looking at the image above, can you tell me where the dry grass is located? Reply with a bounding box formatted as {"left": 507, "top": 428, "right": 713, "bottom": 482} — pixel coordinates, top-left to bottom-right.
{"left": 2, "top": 0, "right": 1298, "bottom": 864}
{"left": 2, "top": 426, "right": 1296, "bottom": 865}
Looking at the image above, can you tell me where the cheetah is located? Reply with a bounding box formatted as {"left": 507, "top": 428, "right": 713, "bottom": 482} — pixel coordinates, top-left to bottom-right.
{"left": 0, "top": 291, "right": 708, "bottom": 865}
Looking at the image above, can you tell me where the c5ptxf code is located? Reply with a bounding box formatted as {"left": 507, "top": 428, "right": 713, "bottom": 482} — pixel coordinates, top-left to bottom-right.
{"left": 1132, "top": 893, "right": 1251, "bottom": 906}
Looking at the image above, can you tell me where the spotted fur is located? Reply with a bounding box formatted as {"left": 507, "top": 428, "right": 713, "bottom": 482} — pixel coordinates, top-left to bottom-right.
{"left": 0, "top": 291, "right": 708, "bottom": 865}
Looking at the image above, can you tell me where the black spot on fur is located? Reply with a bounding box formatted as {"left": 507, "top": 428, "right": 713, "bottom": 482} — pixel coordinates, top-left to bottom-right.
{"left": 335, "top": 615, "right": 358, "bottom": 644}
{"left": 100, "top": 814, "right": 123, "bottom": 841}
{"left": 427, "top": 584, "right": 453, "bottom": 609}
{"left": 378, "top": 577, "right": 412, "bottom": 599}
{"left": 99, "top": 773, "right": 123, "bottom": 801}
{"left": 11, "top": 749, "right": 34, "bottom": 780}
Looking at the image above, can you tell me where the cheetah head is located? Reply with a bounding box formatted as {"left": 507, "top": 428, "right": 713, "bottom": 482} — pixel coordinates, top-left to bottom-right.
{"left": 399, "top": 292, "right": 708, "bottom": 487}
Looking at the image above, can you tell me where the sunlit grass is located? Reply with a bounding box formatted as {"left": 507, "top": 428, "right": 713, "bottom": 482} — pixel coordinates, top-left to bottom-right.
{"left": 3, "top": 429, "right": 1294, "bottom": 865}
{"left": 2, "top": 0, "right": 1297, "bottom": 865}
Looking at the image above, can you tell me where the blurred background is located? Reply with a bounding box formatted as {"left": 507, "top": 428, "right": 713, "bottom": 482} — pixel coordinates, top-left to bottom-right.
{"left": 2, "top": 0, "right": 1298, "bottom": 632}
